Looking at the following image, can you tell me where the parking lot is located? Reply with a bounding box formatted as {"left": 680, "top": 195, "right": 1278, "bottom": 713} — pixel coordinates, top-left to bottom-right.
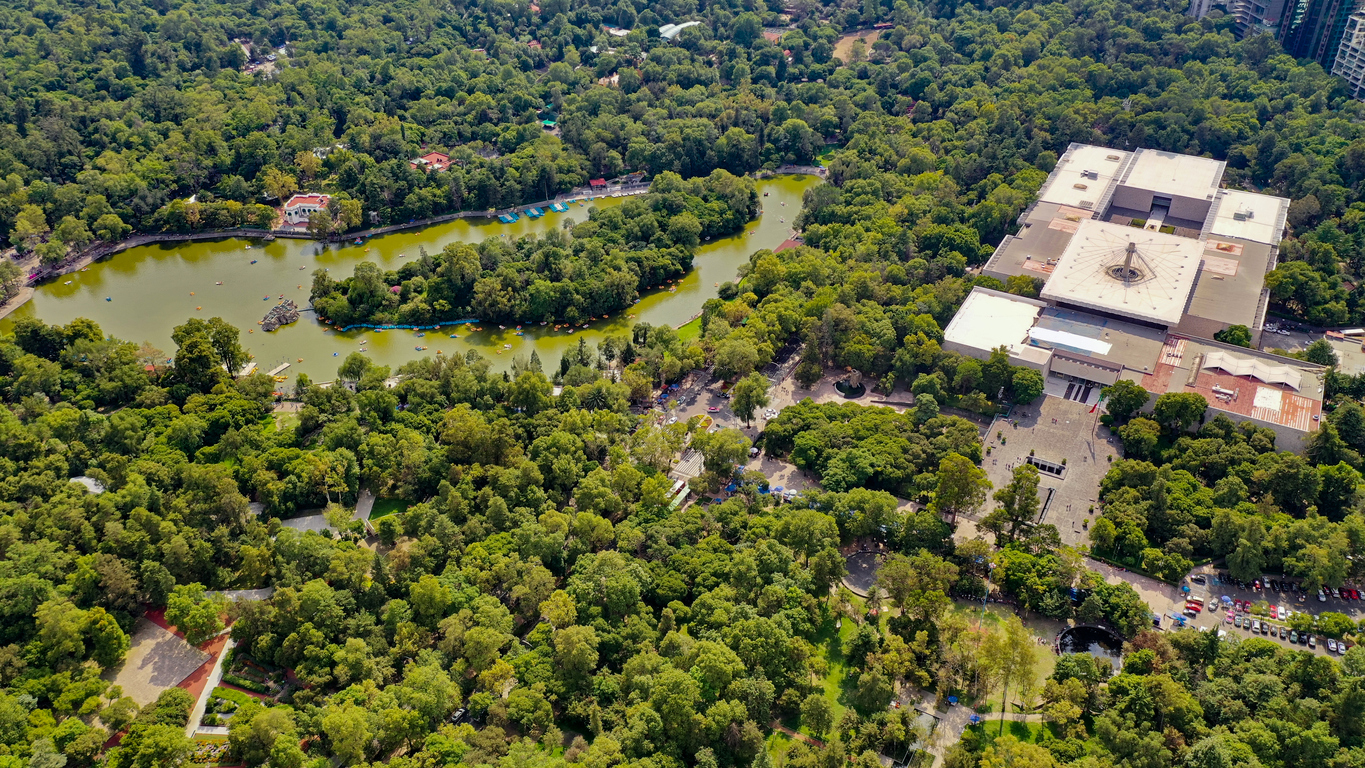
{"left": 1172, "top": 568, "right": 1362, "bottom": 656}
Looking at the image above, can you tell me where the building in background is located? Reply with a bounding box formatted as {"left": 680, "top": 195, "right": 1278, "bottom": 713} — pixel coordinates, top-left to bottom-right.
{"left": 1281, "top": 0, "right": 1364, "bottom": 69}
{"left": 283, "top": 194, "right": 331, "bottom": 225}
{"left": 1230, "top": 0, "right": 1292, "bottom": 36}
{"left": 1333, "top": 10, "right": 1365, "bottom": 96}
{"left": 983, "top": 142, "right": 1289, "bottom": 347}
{"left": 968, "top": 143, "right": 1321, "bottom": 446}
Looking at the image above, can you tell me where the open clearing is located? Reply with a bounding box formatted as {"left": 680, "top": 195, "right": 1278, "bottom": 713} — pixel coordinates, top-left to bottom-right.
{"left": 104, "top": 618, "right": 209, "bottom": 706}
{"left": 834, "top": 29, "right": 883, "bottom": 61}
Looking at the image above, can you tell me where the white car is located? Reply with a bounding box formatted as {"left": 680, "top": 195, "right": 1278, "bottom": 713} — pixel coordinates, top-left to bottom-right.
{"left": 1277, "top": 605, "right": 1287, "bottom": 620}
{"left": 1319, "top": 589, "right": 1327, "bottom": 602}
{"left": 1328, "top": 638, "right": 1338, "bottom": 653}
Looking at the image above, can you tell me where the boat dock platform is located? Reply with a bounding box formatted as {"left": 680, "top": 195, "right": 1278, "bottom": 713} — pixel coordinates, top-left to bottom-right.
{"left": 266, "top": 363, "right": 291, "bottom": 376}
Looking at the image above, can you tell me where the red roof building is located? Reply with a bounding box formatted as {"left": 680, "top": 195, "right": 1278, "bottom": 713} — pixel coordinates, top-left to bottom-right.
{"left": 283, "top": 194, "right": 331, "bottom": 224}
{"left": 410, "top": 151, "right": 452, "bottom": 172}
{"left": 589, "top": 178, "right": 607, "bottom": 189}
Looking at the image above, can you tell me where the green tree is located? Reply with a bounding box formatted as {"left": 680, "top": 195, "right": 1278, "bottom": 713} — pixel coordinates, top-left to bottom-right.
{"left": 1306, "top": 339, "right": 1337, "bottom": 365}
{"left": 1213, "top": 325, "right": 1253, "bottom": 347}
{"left": 1119, "top": 417, "right": 1162, "bottom": 460}
{"left": 1101, "top": 379, "right": 1150, "bottom": 423}
{"left": 692, "top": 428, "right": 752, "bottom": 484}
{"left": 981, "top": 464, "right": 1041, "bottom": 544}
{"left": 930, "top": 453, "right": 991, "bottom": 524}
{"left": 800, "top": 693, "right": 833, "bottom": 737}
{"left": 1152, "top": 392, "right": 1208, "bottom": 434}
{"left": 730, "top": 372, "right": 770, "bottom": 426}
{"left": 164, "top": 584, "right": 227, "bottom": 646}
{"left": 10, "top": 204, "right": 48, "bottom": 252}
{"left": 1011, "top": 368, "right": 1044, "bottom": 403}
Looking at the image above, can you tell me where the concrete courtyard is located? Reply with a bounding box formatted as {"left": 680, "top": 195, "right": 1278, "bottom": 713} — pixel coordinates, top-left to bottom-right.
{"left": 979, "top": 395, "right": 1120, "bottom": 547}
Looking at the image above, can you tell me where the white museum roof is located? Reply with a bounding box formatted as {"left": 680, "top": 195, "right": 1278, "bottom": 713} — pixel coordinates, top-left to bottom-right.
{"left": 1040, "top": 219, "right": 1203, "bottom": 326}
{"left": 1205, "top": 189, "right": 1290, "bottom": 245}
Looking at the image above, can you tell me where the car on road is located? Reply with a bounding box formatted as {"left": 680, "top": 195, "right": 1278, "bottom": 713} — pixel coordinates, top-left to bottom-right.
{"left": 666, "top": 417, "right": 677, "bottom": 425}
{"left": 707, "top": 406, "right": 720, "bottom": 412}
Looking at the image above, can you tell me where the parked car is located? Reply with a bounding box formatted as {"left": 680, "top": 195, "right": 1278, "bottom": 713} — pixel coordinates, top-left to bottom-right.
{"left": 1262, "top": 622, "right": 1270, "bottom": 634}
{"left": 1291, "top": 630, "right": 1299, "bottom": 644}
{"left": 1328, "top": 638, "right": 1338, "bottom": 653}
{"left": 1279, "top": 626, "right": 1287, "bottom": 639}
{"left": 1319, "top": 589, "right": 1328, "bottom": 602}
{"left": 1234, "top": 616, "right": 1243, "bottom": 628}
{"left": 1278, "top": 605, "right": 1287, "bottom": 620}
{"left": 1309, "top": 635, "right": 1317, "bottom": 648}
{"left": 1251, "top": 619, "right": 1260, "bottom": 632}
{"left": 1225, "top": 613, "right": 1235, "bottom": 624}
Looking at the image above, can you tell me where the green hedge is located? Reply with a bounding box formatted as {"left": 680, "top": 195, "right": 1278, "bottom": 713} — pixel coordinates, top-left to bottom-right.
{"left": 221, "top": 674, "right": 268, "bottom": 693}
{"left": 211, "top": 686, "right": 258, "bottom": 707}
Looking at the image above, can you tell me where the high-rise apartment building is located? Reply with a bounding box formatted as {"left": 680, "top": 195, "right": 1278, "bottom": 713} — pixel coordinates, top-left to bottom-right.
{"left": 1333, "top": 10, "right": 1365, "bottom": 96}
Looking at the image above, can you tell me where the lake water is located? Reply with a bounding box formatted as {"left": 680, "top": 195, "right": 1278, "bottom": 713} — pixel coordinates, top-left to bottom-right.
{"left": 5, "top": 175, "right": 818, "bottom": 382}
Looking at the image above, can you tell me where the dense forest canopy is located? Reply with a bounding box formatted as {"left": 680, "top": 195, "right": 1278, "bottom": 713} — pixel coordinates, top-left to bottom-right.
{"left": 3, "top": 0, "right": 1365, "bottom": 766}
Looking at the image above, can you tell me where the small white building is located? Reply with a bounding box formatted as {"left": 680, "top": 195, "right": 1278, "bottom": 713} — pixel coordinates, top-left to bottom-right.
{"left": 283, "top": 194, "right": 331, "bottom": 225}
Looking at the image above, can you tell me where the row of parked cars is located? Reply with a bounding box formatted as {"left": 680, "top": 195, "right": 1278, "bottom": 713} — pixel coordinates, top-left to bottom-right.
{"left": 1226, "top": 612, "right": 1351, "bottom": 653}
{"left": 1201, "top": 573, "right": 1363, "bottom": 603}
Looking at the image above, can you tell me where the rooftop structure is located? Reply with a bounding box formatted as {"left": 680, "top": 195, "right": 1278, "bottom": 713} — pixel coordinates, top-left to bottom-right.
{"left": 942, "top": 288, "right": 1051, "bottom": 369}
{"left": 409, "top": 151, "right": 452, "bottom": 173}
{"left": 1139, "top": 336, "right": 1324, "bottom": 447}
{"left": 283, "top": 194, "right": 331, "bottom": 225}
{"left": 1035, "top": 144, "right": 1133, "bottom": 211}
{"left": 1205, "top": 189, "right": 1291, "bottom": 245}
{"left": 659, "top": 21, "right": 703, "bottom": 39}
{"left": 1111, "top": 148, "right": 1225, "bottom": 227}
{"left": 983, "top": 144, "right": 1288, "bottom": 346}
{"left": 1039, "top": 219, "right": 1203, "bottom": 327}
{"left": 1029, "top": 307, "right": 1168, "bottom": 384}
{"left": 1175, "top": 235, "right": 1278, "bottom": 341}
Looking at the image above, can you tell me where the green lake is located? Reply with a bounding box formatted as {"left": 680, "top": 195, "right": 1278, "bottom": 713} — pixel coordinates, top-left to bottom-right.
{"left": 5, "top": 175, "right": 817, "bottom": 383}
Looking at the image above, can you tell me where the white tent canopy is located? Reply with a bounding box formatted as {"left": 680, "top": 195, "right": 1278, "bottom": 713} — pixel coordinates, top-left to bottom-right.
{"left": 1202, "top": 350, "right": 1303, "bottom": 390}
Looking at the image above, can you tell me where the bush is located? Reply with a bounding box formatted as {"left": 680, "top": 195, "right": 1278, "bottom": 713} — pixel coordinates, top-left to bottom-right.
{"left": 221, "top": 674, "right": 268, "bottom": 693}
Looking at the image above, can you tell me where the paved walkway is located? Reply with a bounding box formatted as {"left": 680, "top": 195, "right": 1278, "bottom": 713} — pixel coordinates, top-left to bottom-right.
{"left": 927, "top": 703, "right": 1043, "bottom": 768}
{"left": 184, "top": 636, "right": 234, "bottom": 739}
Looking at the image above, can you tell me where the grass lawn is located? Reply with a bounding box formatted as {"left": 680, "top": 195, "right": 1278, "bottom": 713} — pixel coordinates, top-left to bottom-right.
{"left": 676, "top": 316, "right": 702, "bottom": 344}
{"left": 370, "top": 498, "right": 412, "bottom": 519}
{"left": 273, "top": 412, "right": 299, "bottom": 432}
{"left": 973, "top": 720, "right": 1045, "bottom": 746}
{"left": 779, "top": 607, "right": 861, "bottom": 738}
{"left": 766, "top": 729, "right": 796, "bottom": 761}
